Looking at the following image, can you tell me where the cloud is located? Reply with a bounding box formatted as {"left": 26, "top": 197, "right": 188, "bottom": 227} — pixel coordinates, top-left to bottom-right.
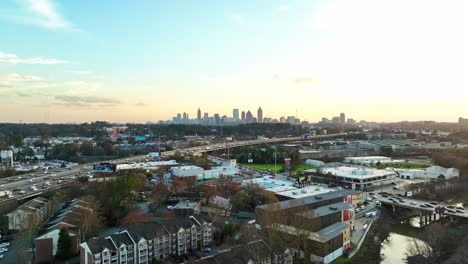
{"left": 135, "top": 102, "right": 145, "bottom": 107}
{"left": 0, "top": 51, "right": 69, "bottom": 65}
{"left": 0, "top": 0, "right": 74, "bottom": 30}
{"left": 293, "top": 76, "right": 323, "bottom": 85}
{"left": 54, "top": 95, "right": 121, "bottom": 105}
{"left": 69, "top": 70, "right": 92, "bottom": 75}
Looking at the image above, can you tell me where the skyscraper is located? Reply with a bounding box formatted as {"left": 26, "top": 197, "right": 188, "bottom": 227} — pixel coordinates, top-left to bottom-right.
{"left": 340, "top": 113, "right": 346, "bottom": 124}
{"left": 246, "top": 110, "right": 253, "bottom": 123}
{"left": 214, "top": 113, "right": 220, "bottom": 125}
{"left": 197, "top": 108, "right": 202, "bottom": 121}
{"left": 257, "top": 107, "right": 263, "bottom": 123}
{"left": 241, "top": 111, "right": 246, "bottom": 121}
{"left": 233, "top": 108, "right": 239, "bottom": 121}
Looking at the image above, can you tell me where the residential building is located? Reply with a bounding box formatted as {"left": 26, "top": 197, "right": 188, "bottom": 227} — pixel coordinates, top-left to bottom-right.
{"left": 79, "top": 215, "right": 214, "bottom": 264}
{"left": 35, "top": 198, "right": 93, "bottom": 263}
{"left": 6, "top": 197, "right": 50, "bottom": 231}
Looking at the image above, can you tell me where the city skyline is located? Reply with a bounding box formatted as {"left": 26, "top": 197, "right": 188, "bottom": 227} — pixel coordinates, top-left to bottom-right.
{"left": 2, "top": 1, "right": 468, "bottom": 123}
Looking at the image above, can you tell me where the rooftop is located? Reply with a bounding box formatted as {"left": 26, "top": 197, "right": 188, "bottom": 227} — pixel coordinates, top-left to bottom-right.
{"left": 271, "top": 222, "right": 349, "bottom": 243}
{"left": 257, "top": 190, "right": 357, "bottom": 212}
{"left": 297, "top": 202, "right": 353, "bottom": 218}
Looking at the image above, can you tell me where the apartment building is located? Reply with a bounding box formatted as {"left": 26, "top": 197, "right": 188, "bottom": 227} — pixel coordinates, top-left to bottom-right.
{"left": 6, "top": 197, "right": 50, "bottom": 231}
{"left": 35, "top": 198, "right": 93, "bottom": 263}
{"left": 79, "top": 215, "right": 214, "bottom": 264}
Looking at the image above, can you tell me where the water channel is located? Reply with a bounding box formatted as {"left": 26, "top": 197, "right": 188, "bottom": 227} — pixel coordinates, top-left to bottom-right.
{"left": 380, "top": 218, "right": 428, "bottom": 264}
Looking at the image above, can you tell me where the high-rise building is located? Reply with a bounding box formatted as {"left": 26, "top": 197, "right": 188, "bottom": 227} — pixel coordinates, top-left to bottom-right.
{"left": 197, "top": 108, "right": 202, "bottom": 121}
{"left": 287, "top": 116, "right": 295, "bottom": 125}
{"left": 280, "top": 116, "right": 286, "bottom": 123}
{"left": 214, "top": 113, "right": 220, "bottom": 125}
{"left": 340, "top": 113, "right": 346, "bottom": 124}
{"left": 177, "top": 113, "right": 182, "bottom": 120}
{"left": 257, "top": 107, "right": 263, "bottom": 123}
{"left": 241, "top": 111, "right": 246, "bottom": 121}
{"left": 246, "top": 110, "right": 254, "bottom": 123}
{"left": 183, "top": 112, "right": 188, "bottom": 120}
{"left": 233, "top": 108, "right": 239, "bottom": 121}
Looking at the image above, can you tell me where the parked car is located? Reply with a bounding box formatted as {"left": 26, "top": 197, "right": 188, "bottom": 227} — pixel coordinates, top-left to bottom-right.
{"left": 203, "top": 247, "right": 212, "bottom": 253}
{"left": 420, "top": 204, "right": 426, "bottom": 208}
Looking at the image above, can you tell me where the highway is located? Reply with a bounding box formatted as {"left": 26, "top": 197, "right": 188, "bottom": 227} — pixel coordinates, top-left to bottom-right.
{"left": 376, "top": 193, "right": 468, "bottom": 218}
{"left": 0, "top": 133, "right": 346, "bottom": 205}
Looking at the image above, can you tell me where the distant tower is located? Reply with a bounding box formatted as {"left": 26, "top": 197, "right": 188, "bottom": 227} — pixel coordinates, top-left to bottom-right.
{"left": 340, "top": 113, "right": 346, "bottom": 124}
{"left": 246, "top": 110, "right": 253, "bottom": 123}
{"left": 233, "top": 109, "right": 239, "bottom": 121}
{"left": 257, "top": 107, "right": 263, "bottom": 123}
{"left": 197, "top": 108, "right": 202, "bottom": 121}
{"left": 241, "top": 111, "right": 246, "bottom": 121}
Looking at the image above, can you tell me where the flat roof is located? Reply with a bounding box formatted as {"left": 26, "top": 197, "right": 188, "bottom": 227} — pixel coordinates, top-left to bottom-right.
{"left": 274, "top": 185, "right": 338, "bottom": 199}
{"left": 297, "top": 202, "right": 353, "bottom": 218}
{"left": 322, "top": 166, "right": 397, "bottom": 179}
{"left": 257, "top": 190, "right": 357, "bottom": 212}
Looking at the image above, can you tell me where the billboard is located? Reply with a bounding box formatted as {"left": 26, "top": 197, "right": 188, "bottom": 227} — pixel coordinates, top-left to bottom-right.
{"left": 134, "top": 136, "right": 146, "bottom": 142}
{"left": 93, "top": 163, "right": 116, "bottom": 173}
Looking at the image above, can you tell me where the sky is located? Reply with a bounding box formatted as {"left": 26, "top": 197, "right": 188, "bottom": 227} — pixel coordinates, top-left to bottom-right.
{"left": 1, "top": 0, "right": 468, "bottom": 123}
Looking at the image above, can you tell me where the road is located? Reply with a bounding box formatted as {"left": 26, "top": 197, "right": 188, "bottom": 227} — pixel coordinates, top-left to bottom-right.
{"left": 375, "top": 193, "right": 468, "bottom": 218}
{"left": 0, "top": 134, "right": 346, "bottom": 205}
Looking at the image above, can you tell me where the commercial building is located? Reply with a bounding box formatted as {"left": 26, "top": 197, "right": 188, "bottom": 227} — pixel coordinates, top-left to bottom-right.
{"left": 79, "top": 215, "right": 214, "bottom": 264}
{"left": 171, "top": 166, "right": 204, "bottom": 178}
{"left": 6, "top": 197, "right": 50, "bottom": 231}
{"left": 320, "top": 166, "right": 398, "bottom": 189}
{"left": 256, "top": 190, "right": 355, "bottom": 264}
{"left": 343, "top": 156, "right": 405, "bottom": 166}
{"left": 387, "top": 165, "right": 459, "bottom": 180}
{"left": 257, "top": 107, "right": 263, "bottom": 123}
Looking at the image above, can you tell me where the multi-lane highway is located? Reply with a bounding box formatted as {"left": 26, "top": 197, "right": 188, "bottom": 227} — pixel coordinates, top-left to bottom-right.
{"left": 0, "top": 134, "right": 346, "bottom": 205}
{"left": 376, "top": 193, "right": 468, "bottom": 218}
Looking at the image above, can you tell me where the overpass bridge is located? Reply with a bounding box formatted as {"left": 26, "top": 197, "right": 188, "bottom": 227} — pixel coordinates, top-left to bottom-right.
{"left": 376, "top": 194, "right": 468, "bottom": 227}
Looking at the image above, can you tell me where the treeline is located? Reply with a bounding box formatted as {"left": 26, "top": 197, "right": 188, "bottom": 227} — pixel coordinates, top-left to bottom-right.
{"left": 229, "top": 145, "right": 299, "bottom": 166}
{"left": 432, "top": 149, "right": 468, "bottom": 176}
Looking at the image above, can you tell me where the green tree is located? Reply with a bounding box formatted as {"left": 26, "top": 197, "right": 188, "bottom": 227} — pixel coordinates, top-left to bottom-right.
{"left": 56, "top": 228, "right": 72, "bottom": 260}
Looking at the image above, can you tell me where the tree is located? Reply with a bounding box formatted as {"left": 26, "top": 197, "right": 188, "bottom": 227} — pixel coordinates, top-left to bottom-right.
{"left": 121, "top": 212, "right": 148, "bottom": 226}
{"left": 57, "top": 228, "right": 72, "bottom": 260}
{"left": 79, "top": 195, "right": 104, "bottom": 241}
{"left": 151, "top": 183, "right": 171, "bottom": 211}
{"left": 231, "top": 191, "right": 251, "bottom": 212}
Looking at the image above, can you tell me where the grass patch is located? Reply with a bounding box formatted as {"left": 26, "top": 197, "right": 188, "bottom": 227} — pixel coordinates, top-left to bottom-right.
{"left": 293, "top": 164, "right": 317, "bottom": 173}
{"left": 244, "top": 163, "right": 283, "bottom": 174}
{"left": 382, "top": 163, "right": 428, "bottom": 169}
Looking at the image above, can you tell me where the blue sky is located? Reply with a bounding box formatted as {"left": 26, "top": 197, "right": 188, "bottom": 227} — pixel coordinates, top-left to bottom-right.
{"left": 1, "top": 0, "right": 468, "bottom": 123}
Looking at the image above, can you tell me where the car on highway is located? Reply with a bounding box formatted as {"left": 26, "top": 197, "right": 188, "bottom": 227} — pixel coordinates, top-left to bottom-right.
{"left": 425, "top": 203, "right": 434, "bottom": 208}
{"left": 456, "top": 206, "right": 465, "bottom": 211}
{"left": 420, "top": 204, "right": 426, "bottom": 208}
{"left": 446, "top": 209, "right": 456, "bottom": 213}
{"left": 456, "top": 210, "right": 464, "bottom": 214}
{"left": 399, "top": 200, "right": 405, "bottom": 203}
{"left": 430, "top": 201, "right": 438, "bottom": 205}
{"left": 410, "top": 201, "right": 418, "bottom": 205}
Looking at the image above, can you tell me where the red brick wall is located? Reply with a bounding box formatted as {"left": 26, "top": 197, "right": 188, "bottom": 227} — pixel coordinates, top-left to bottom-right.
{"left": 35, "top": 238, "right": 53, "bottom": 263}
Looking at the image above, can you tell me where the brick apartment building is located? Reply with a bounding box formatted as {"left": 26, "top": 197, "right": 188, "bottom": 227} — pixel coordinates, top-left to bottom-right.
{"left": 79, "top": 215, "right": 213, "bottom": 264}
{"left": 5, "top": 197, "right": 51, "bottom": 231}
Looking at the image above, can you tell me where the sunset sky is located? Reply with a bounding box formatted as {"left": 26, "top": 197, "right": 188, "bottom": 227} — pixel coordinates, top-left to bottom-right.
{"left": 1, "top": 0, "right": 468, "bottom": 123}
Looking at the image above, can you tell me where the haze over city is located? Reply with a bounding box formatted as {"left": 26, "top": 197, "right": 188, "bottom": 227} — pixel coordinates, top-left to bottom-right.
{"left": 2, "top": 0, "right": 468, "bottom": 123}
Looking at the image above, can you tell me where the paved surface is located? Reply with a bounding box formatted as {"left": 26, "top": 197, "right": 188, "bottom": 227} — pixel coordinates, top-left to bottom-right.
{"left": 376, "top": 194, "right": 468, "bottom": 218}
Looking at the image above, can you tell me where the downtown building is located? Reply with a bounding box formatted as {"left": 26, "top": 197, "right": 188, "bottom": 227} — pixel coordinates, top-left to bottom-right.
{"left": 79, "top": 215, "right": 214, "bottom": 264}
